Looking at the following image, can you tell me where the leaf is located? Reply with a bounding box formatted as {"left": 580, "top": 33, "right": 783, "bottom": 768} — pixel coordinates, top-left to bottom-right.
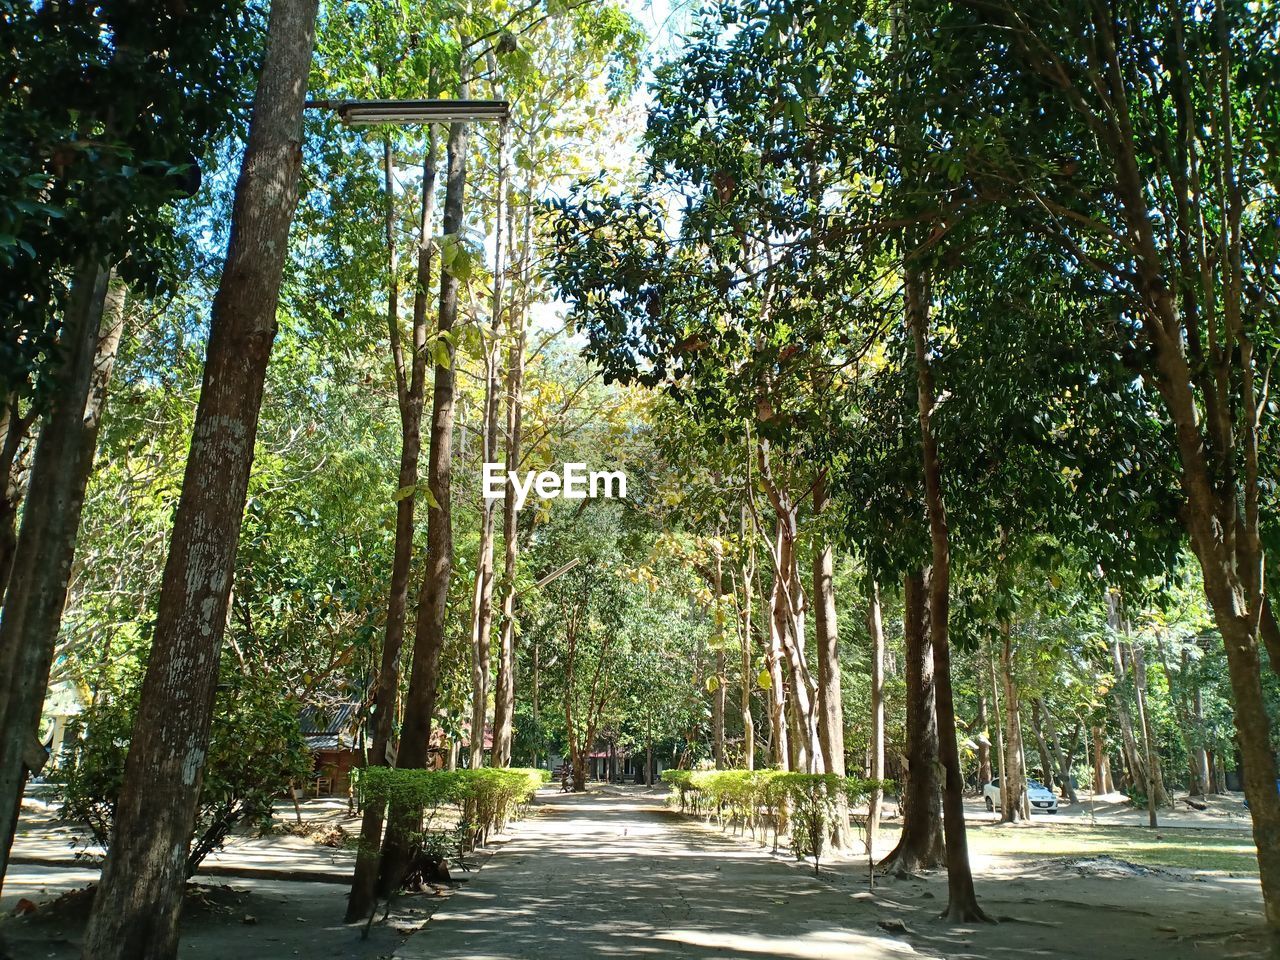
{"left": 392, "top": 485, "right": 416, "bottom": 502}
{"left": 431, "top": 338, "right": 452, "bottom": 369}
{"left": 756, "top": 669, "right": 772, "bottom": 690}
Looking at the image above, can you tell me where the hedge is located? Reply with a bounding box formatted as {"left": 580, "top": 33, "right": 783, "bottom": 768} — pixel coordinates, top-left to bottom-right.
{"left": 355, "top": 767, "right": 549, "bottom": 856}
{"left": 660, "top": 768, "right": 892, "bottom": 873}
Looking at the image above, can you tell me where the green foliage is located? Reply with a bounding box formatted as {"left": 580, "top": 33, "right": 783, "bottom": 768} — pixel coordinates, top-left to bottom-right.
{"left": 356, "top": 767, "right": 548, "bottom": 849}
{"left": 0, "top": 0, "right": 254, "bottom": 404}
{"left": 54, "top": 664, "right": 310, "bottom": 877}
{"left": 661, "top": 768, "right": 889, "bottom": 868}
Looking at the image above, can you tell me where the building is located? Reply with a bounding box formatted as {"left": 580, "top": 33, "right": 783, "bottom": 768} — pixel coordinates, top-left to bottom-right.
{"left": 299, "top": 702, "right": 362, "bottom": 796}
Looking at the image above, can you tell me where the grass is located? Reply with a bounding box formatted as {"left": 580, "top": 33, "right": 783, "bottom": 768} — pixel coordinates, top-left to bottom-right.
{"left": 963, "top": 821, "right": 1259, "bottom": 874}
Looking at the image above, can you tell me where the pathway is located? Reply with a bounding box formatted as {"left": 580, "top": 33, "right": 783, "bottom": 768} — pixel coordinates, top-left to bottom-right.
{"left": 396, "top": 789, "right": 924, "bottom": 960}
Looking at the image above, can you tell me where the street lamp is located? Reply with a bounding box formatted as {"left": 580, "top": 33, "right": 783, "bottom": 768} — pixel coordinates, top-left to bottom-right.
{"left": 306, "top": 98, "right": 510, "bottom": 126}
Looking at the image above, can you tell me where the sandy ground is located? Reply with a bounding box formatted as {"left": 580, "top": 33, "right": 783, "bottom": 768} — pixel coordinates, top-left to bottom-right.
{"left": 2, "top": 785, "right": 1271, "bottom": 959}
{"left": 0, "top": 793, "right": 505, "bottom": 960}
{"left": 963, "top": 788, "right": 1253, "bottom": 830}
{"left": 399, "top": 788, "right": 1271, "bottom": 960}
{"left": 1, "top": 868, "right": 413, "bottom": 960}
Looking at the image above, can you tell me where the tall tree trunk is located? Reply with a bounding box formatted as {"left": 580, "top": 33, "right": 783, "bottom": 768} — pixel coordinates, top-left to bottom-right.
{"left": 345, "top": 127, "right": 437, "bottom": 925}
{"left": 1129, "top": 641, "right": 1165, "bottom": 826}
{"left": 769, "top": 512, "right": 818, "bottom": 772}
{"left": 867, "top": 579, "right": 886, "bottom": 857}
{"left": 737, "top": 511, "right": 756, "bottom": 771}
{"left": 987, "top": 645, "right": 1009, "bottom": 820}
{"left": 1104, "top": 588, "right": 1149, "bottom": 796}
{"left": 1040, "top": 701, "right": 1079, "bottom": 804}
{"left": 0, "top": 264, "right": 107, "bottom": 799}
{"left": 1029, "top": 699, "right": 1056, "bottom": 793}
{"left": 468, "top": 120, "right": 507, "bottom": 771}
{"left": 999, "top": 624, "right": 1028, "bottom": 822}
{"left": 0, "top": 392, "right": 33, "bottom": 604}
{"left": 1153, "top": 300, "right": 1280, "bottom": 932}
{"left": 1190, "top": 665, "right": 1210, "bottom": 798}
{"left": 975, "top": 693, "right": 992, "bottom": 787}
{"left": 377, "top": 86, "right": 470, "bottom": 893}
{"left": 0, "top": 269, "right": 124, "bottom": 889}
{"left": 491, "top": 190, "right": 529, "bottom": 768}
{"left": 711, "top": 536, "right": 726, "bottom": 768}
{"left": 764, "top": 573, "right": 789, "bottom": 770}
{"left": 812, "top": 479, "right": 847, "bottom": 845}
{"left": 1092, "top": 726, "right": 1114, "bottom": 794}
{"left": 880, "top": 569, "right": 943, "bottom": 874}
{"left": 79, "top": 4, "right": 318, "bottom": 954}
{"left": 909, "top": 265, "right": 985, "bottom": 921}
{"left": 1157, "top": 635, "right": 1205, "bottom": 799}
{"left": 813, "top": 479, "right": 845, "bottom": 779}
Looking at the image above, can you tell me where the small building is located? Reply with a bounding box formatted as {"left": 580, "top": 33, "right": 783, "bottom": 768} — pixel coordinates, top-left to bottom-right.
{"left": 299, "top": 702, "right": 362, "bottom": 796}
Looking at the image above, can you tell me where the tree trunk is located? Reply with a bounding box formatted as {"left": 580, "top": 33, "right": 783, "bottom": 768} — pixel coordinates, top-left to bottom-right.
{"left": 999, "top": 625, "right": 1028, "bottom": 822}
{"left": 1158, "top": 635, "right": 1206, "bottom": 799}
{"left": 344, "top": 127, "right": 437, "bottom": 925}
{"left": 986, "top": 645, "right": 1008, "bottom": 819}
{"left": 0, "top": 392, "right": 34, "bottom": 605}
{"left": 491, "top": 191, "right": 529, "bottom": 769}
{"left": 757, "top": 462, "right": 820, "bottom": 772}
{"left": 811, "top": 479, "right": 847, "bottom": 845}
{"left": 813, "top": 479, "right": 845, "bottom": 779}
{"left": 1190, "top": 668, "right": 1210, "bottom": 798}
{"left": 711, "top": 537, "right": 725, "bottom": 768}
{"left": 78, "top": 5, "right": 318, "bottom": 954}
{"left": 377, "top": 83, "right": 470, "bottom": 895}
{"left": 0, "top": 268, "right": 124, "bottom": 889}
{"left": 1029, "top": 699, "right": 1056, "bottom": 793}
{"left": 1129, "top": 641, "right": 1165, "bottom": 826}
{"left": 1092, "top": 726, "right": 1114, "bottom": 794}
{"left": 737, "top": 514, "right": 756, "bottom": 771}
{"left": 468, "top": 121, "right": 506, "bottom": 771}
{"left": 1104, "top": 589, "right": 1149, "bottom": 796}
{"left": 1152, "top": 307, "right": 1280, "bottom": 931}
{"left": 975, "top": 693, "right": 992, "bottom": 788}
{"left": 867, "top": 579, "right": 886, "bottom": 858}
{"left": 1040, "top": 702, "right": 1079, "bottom": 804}
{"left": 908, "top": 266, "right": 985, "bottom": 921}
{"left": 879, "top": 569, "right": 943, "bottom": 875}
{"left": 765, "top": 586, "right": 789, "bottom": 770}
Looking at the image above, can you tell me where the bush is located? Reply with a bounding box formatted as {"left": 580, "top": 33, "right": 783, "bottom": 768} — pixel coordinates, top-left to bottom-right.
{"left": 355, "top": 767, "right": 548, "bottom": 857}
{"left": 661, "top": 768, "right": 891, "bottom": 868}
{"left": 54, "top": 666, "right": 311, "bottom": 876}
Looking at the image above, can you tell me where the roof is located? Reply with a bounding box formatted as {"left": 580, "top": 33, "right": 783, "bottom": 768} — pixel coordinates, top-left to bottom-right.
{"left": 300, "top": 702, "right": 360, "bottom": 750}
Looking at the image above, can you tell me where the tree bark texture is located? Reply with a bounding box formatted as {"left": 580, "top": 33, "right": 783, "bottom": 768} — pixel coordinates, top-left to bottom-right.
{"left": 377, "top": 97, "right": 469, "bottom": 895}
{"left": 80, "top": 4, "right": 318, "bottom": 954}
{"left": 0, "top": 268, "right": 122, "bottom": 890}
{"left": 344, "top": 128, "right": 437, "bottom": 925}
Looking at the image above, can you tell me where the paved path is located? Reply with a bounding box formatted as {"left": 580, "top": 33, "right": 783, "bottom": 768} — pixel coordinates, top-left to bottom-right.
{"left": 396, "top": 789, "right": 923, "bottom": 960}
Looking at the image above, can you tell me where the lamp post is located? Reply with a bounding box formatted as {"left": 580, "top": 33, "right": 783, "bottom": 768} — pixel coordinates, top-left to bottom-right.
{"left": 305, "top": 97, "right": 509, "bottom": 125}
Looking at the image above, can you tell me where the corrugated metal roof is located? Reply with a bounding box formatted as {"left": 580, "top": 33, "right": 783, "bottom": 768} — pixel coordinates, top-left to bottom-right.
{"left": 299, "top": 702, "right": 360, "bottom": 736}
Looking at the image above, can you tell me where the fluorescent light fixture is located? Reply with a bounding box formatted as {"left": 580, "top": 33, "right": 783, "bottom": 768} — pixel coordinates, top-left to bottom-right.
{"left": 307, "top": 99, "right": 510, "bottom": 125}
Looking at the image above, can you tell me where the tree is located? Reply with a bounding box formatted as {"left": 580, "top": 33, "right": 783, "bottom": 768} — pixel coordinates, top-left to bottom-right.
{"left": 80, "top": 2, "right": 319, "bottom": 954}
{"left": 895, "top": 1, "right": 1280, "bottom": 924}
{"left": 0, "top": 0, "right": 251, "bottom": 893}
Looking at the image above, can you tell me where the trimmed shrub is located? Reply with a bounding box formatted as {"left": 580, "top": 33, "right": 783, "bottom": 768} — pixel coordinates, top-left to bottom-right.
{"left": 355, "top": 767, "right": 549, "bottom": 861}
{"left": 661, "top": 768, "right": 891, "bottom": 869}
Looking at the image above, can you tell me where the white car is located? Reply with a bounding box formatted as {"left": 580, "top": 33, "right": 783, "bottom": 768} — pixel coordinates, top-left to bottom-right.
{"left": 983, "top": 777, "right": 1058, "bottom": 813}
